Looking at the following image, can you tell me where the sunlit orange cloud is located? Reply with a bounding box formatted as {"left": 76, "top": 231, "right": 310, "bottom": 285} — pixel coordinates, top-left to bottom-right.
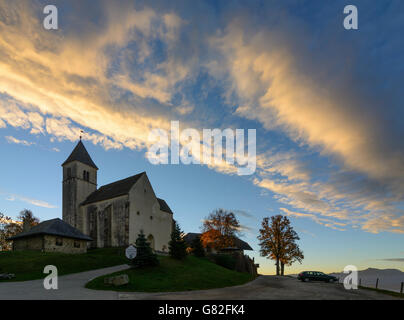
{"left": 211, "top": 22, "right": 404, "bottom": 183}
{"left": 209, "top": 21, "right": 404, "bottom": 234}
{"left": 0, "top": 1, "right": 191, "bottom": 151}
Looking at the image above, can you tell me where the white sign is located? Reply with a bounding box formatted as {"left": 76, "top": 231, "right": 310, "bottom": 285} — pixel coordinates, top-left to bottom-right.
{"left": 125, "top": 245, "right": 137, "bottom": 259}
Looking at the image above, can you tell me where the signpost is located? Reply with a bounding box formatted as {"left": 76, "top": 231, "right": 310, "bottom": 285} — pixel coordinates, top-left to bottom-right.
{"left": 125, "top": 245, "right": 137, "bottom": 259}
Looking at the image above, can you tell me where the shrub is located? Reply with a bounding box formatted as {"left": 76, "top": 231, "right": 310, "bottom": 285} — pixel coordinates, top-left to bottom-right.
{"left": 191, "top": 236, "right": 205, "bottom": 257}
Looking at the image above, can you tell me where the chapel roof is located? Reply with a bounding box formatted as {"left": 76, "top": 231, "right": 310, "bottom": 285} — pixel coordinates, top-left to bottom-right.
{"left": 7, "top": 218, "right": 92, "bottom": 241}
{"left": 81, "top": 172, "right": 145, "bottom": 205}
{"left": 62, "top": 140, "right": 98, "bottom": 169}
{"left": 157, "top": 198, "right": 174, "bottom": 214}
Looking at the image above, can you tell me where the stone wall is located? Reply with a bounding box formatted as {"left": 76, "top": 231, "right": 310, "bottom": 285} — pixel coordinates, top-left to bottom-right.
{"left": 12, "top": 235, "right": 87, "bottom": 254}
{"left": 63, "top": 161, "right": 97, "bottom": 229}
{"left": 12, "top": 235, "right": 43, "bottom": 251}
{"left": 43, "top": 235, "right": 87, "bottom": 254}
{"left": 82, "top": 195, "right": 129, "bottom": 248}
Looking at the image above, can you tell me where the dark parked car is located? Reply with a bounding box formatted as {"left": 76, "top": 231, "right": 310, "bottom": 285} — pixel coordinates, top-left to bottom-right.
{"left": 298, "top": 271, "right": 338, "bottom": 283}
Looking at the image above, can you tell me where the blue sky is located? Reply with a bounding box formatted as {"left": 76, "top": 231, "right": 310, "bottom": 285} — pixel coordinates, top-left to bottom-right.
{"left": 1, "top": 0, "right": 404, "bottom": 274}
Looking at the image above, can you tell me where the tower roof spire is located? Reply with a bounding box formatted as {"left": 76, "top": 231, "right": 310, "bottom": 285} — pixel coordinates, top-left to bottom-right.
{"left": 62, "top": 140, "right": 98, "bottom": 169}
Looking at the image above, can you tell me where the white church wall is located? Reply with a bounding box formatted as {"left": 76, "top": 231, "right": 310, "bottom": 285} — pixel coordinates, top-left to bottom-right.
{"left": 128, "top": 174, "right": 172, "bottom": 252}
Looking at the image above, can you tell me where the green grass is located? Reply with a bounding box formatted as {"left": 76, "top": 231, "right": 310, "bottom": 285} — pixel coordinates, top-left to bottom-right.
{"left": 86, "top": 255, "right": 255, "bottom": 292}
{"left": 0, "top": 247, "right": 128, "bottom": 282}
{"left": 359, "top": 285, "right": 404, "bottom": 299}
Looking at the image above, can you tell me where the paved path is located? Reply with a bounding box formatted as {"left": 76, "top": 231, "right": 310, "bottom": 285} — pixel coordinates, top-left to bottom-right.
{"left": 119, "top": 276, "right": 400, "bottom": 300}
{"left": 0, "top": 271, "right": 400, "bottom": 300}
{"left": 0, "top": 265, "right": 129, "bottom": 300}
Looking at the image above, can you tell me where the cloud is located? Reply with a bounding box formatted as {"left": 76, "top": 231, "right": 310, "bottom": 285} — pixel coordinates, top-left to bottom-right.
{"left": 280, "top": 208, "right": 346, "bottom": 231}
{"left": 206, "top": 9, "right": 404, "bottom": 234}
{"left": 378, "top": 258, "right": 404, "bottom": 263}
{"left": 232, "top": 209, "right": 257, "bottom": 220}
{"left": 1, "top": 1, "right": 404, "bottom": 235}
{"left": 0, "top": 216, "right": 21, "bottom": 225}
{"left": 5, "top": 136, "right": 35, "bottom": 146}
{"left": 4, "top": 192, "right": 56, "bottom": 209}
{"left": 0, "top": 1, "right": 193, "bottom": 154}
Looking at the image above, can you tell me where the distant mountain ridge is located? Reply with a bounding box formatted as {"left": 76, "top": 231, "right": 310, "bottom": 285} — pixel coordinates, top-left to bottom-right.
{"left": 288, "top": 267, "right": 404, "bottom": 277}
{"left": 329, "top": 267, "right": 404, "bottom": 293}
{"left": 330, "top": 267, "right": 404, "bottom": 277}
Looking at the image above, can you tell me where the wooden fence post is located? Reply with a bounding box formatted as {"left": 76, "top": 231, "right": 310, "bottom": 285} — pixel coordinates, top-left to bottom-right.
{"left": 375, "top": 278, "right": 379, "bottom": 289}
{"left": 400, "top": 282, "right": 403, "bottom": 294}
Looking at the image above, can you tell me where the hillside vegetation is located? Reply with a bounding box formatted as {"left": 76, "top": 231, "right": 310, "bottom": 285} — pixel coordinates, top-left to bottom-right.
{"left": 0, "top": 248, "right": 127, "bottom": 281}
{"left": 86, "top": 255, "right": 255, "bottom": 292}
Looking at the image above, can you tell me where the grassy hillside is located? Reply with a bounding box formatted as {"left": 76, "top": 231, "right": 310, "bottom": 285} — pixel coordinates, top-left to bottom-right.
{"left": 86, "top": 255, "right": 255, "bottom": 292}
{"left": 0, "top": 248, "right": 127, "bottom": 281}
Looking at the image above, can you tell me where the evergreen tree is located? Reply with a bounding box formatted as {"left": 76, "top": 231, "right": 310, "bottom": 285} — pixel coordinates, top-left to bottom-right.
{"left": 191, "top": 235, "right": 205, "bottom": 257}
{"left": 130, "top": 230, "right": 159, "bottom": 268}
{"left": 169, "top": 220, "right": 187, "bottom": 259}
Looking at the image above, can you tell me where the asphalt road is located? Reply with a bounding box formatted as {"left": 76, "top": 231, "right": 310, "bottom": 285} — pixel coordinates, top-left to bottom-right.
{"left": 0, "top": 270, "right": 400, "bottom": 300}
{"left": 0, "top": 264, "right": 129, "bottom": 300}
{"left": 119, "top": 276, "right": 400, "bottom": 300}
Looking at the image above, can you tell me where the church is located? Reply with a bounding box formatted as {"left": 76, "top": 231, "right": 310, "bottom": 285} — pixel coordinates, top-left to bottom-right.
{"left": 62, "top": 140, "right": 174, "bottom": 252}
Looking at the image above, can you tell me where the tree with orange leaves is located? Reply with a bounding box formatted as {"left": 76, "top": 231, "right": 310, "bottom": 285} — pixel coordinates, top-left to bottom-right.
{"left": 201, "top": 209, "right": 241, "bottom": 251}
{"left": 258, "top": 215, "right": 303, "bottom": 275}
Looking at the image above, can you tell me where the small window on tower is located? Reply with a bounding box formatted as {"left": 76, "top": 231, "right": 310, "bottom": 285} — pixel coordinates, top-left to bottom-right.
{"left": 67, "top": 168, "right": 72, "bottom": 178}
{"left": 83, "top": 170, "right": 90, "bottom": 181}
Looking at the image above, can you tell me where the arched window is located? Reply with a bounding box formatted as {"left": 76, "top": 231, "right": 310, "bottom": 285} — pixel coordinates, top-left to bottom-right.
{"left": 83, "top": 170, "right": 90, "bottom": 181}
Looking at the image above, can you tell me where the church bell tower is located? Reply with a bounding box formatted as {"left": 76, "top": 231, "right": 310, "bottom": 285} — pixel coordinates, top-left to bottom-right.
{"left": 62, "top": 140, "right": 98, "bottom": 230}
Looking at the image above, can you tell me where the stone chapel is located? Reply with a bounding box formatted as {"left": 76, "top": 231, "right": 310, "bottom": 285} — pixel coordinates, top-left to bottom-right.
{"left": 62, "top": 140, "right": 173, "bottom": 252}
